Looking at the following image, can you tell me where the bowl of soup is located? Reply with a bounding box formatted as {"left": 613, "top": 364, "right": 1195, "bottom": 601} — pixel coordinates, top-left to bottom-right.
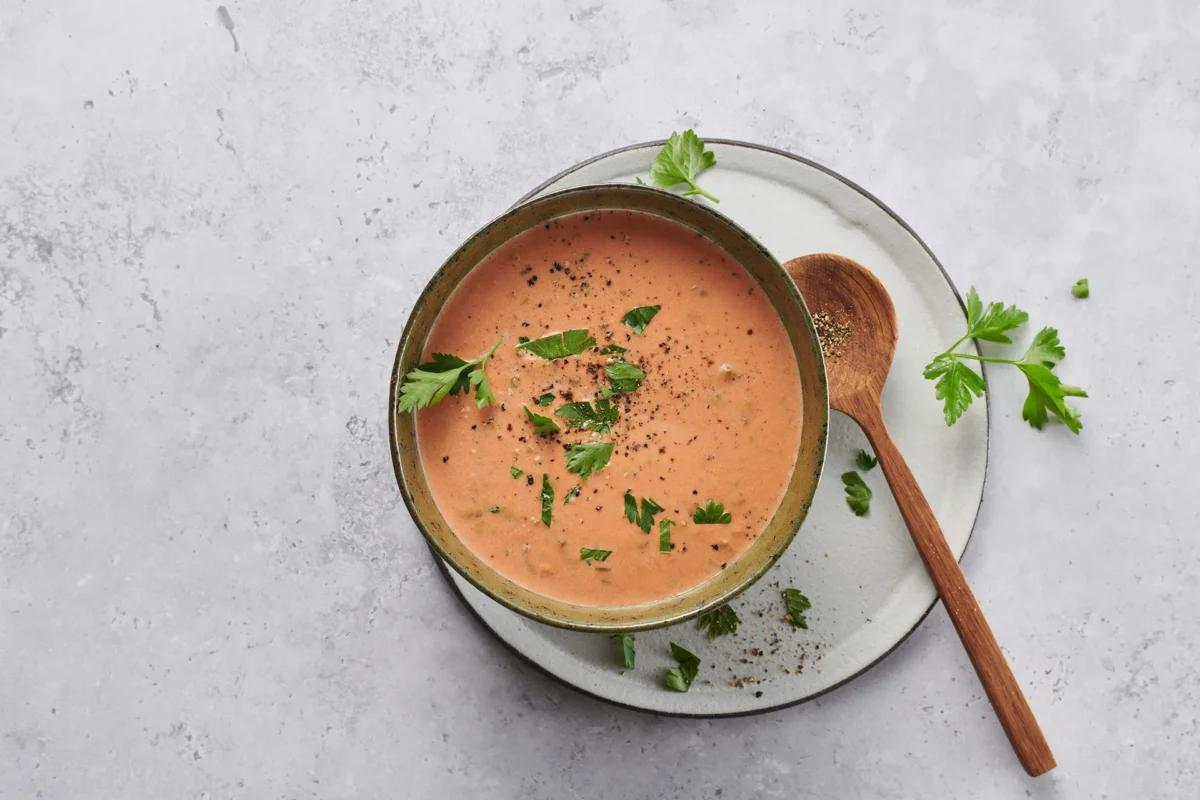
{"left": 389, "top": 184, "right": 828, "bottom": 631}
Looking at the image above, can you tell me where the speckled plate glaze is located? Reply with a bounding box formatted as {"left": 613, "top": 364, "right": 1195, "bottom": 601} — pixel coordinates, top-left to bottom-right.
{"left": 434, "top": 140, "right": 988, "bottom": 716}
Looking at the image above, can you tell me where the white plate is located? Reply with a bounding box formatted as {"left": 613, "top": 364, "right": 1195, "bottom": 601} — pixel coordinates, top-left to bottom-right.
{"left": 435, "top": 141, "right": 988, "bottom": 716}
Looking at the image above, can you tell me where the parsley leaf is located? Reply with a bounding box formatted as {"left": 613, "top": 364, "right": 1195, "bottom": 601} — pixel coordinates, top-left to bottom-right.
{"left": 1071, "top": 278, "right": 1090, "bottom": 299}
{"left": 692, "top": 500, "right": 731, "bottom": 524}
{"left": 517, "top": 329, "right": 596, "bottom": 360}
{"left": 580, "top": 547, "right": 611, "bottom": 564}
{"left": 565, "top": 442, "right": 614, "bottom": 479}
{"left": 597, "top": 343, "right": 627, "bottom": 355}
{"left": 855, "top": 449, "right": 877, "bottom": 471}
{"left": 624, "top": 491, "right": 664, "bottom": 533}
{"left": 663, "top": 642, "right": 701, "bottom": 692}
{"left": 964, "top": 287, "right": 1029, "bottom": 343}
{"left": 621, "top": 305, "right": 661, "bottom": 335}
{"left": 534, "top": 392, "right": 555, "bottom": 406}
{"left": 555, "top": 399, "right": 619, "bottom": 433}
{"left": 650, "top": 130, "right": 719, "bottom": 204}
{"left": 612, "top": 633, "right": 635, "bottom": 669}
{"left": 842, "top": 471, "right": 871, "bottom": 516}
{"left": 397, "top": 336, "right": 503, "bottom": 411}
{"left": 563, "top": 485, "right": 582, "bottom": 505}
{"left": 510, "top": 466, "right": 523, "bottom": 479}
{"left": 523, "top": 405, "right": 561, "bottom": 435}
{"left": 1017, "top": 362, "right": 1088, "bottom": 433}
{"left": 658, "top": 518, "right": 673, "bottom": 552}
{"left": 488, "top": 505, "right": 500, "bottom": 513}
{"left": 923, "top": 355, "right": 986, "bottom": 426}
{"left": 540, "top": 474, "right": 554, "bottom": 526}
{"left": 782, "top": 589, "right": 812, "bottom": 629}
{"left": 1021, "top": 325, "right": 1066, "bottom": 367}
{"left": 696, "top": 604, "right": 739, "bottom": 639}
{"left": 604, "top": 360, "right": 646, "bottom": 394}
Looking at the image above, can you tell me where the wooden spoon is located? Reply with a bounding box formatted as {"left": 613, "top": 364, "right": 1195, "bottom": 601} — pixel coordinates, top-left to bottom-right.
{"left": 785, "top": 253, "right": 1056, "bottom": 777}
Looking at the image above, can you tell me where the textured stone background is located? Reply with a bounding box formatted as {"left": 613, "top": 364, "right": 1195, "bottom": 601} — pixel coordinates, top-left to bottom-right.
{"left": 2, "top": 1, "right": 1198, "bottom": 797}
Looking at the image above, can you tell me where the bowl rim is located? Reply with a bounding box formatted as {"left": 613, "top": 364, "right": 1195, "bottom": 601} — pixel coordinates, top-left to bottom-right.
{"left": 387, "top": 183, "right": 829, "bottom": 632}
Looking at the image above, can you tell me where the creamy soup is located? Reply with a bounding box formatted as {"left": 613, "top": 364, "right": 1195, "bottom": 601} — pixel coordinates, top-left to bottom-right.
{"left": 414, "top": 210, "right": 803, "bottom": 606}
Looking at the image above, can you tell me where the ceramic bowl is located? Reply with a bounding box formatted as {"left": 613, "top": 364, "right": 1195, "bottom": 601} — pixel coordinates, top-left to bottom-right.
{"left": 388, "top": 184, "right": 828, "bottom": 631}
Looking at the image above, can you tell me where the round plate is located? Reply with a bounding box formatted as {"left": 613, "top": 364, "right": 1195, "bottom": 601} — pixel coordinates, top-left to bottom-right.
{"left": 432, "top": 140, "right": 988, "bottom": 716}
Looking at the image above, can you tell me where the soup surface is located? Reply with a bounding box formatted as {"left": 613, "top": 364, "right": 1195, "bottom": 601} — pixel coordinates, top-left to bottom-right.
{"left": 415, "top": 210, "right": 803, "bottom": 606}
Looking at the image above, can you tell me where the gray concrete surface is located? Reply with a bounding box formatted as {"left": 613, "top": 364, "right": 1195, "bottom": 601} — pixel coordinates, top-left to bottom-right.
{"left": 2, "top": 1, "right": 1198, "bottom": 797}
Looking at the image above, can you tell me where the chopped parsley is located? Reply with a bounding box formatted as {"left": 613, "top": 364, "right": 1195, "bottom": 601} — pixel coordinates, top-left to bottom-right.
{"left": 563, "top": 484, "right": 581, "bottom": 504}
{"left": 488, "top": 505, "right": 500, "bottom": 513}
{"left": 621, "top": 305, "right": 661, "bottom": 334}
{"left": 658, "top": 518, "right": 673, "bottom": 552}
{"left": 604, "top": 360, "right": 646, "bottom": 394}
{"left": 692, "top": 500, "right": 731, "bottom": 524}
{"left": 597, "top": 343, "right": 627, "bottom": 355}
{"left": 534, "top": 392, "right": 555, "bottom": 406}
{"left": 510, "top": 466, "right": 523, "bottom": 479}
{"left": 555, "top": 399, "right": 619, "bottom": 433}
{"left": 579, "top": 547, "right": 611, "bottom": 564}
{"left": 624, "top": 490, "right": 664, "bottom": 533}
{"left": 855, "top": 449, "right": 877, "bottom": 471}
{"left": 650, "top": 130, "right": 719, "bottom": 204}
{"left": 612, "top": 633, "right": 635, "bottom": 669}
{"left": 1071, "top": 278, "right": 1090, "bottom": 299}
{"left": 540, "top": 474, "right": 554, "bottom": 526}
{"left": 696, "top": 604, "right": 739, "bottom": 639}
{"left": 396, "top": 336, "right": 503, "bottom": 411}
{"left": 663, "top": 642, "right": 701, "bottom": 692}
{"left": 517, "top": 329, "right": 596, "bottom": 360}
{"left": 523, "top": 405, "right": 561, "bottom": 435}
{"left": 842, "top": 471, "right": 871, "bottom": 516}
{"left": 565, "top": 442, "right": 614, "bottom": 479}
{"left": 782, "top": 589, "right": 812, "bottom": 629}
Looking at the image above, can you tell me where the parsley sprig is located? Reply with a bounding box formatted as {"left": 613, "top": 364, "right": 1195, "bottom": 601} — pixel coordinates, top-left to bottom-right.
{"left": 924, "top": 288, "right": 1088, "bottom": 432}
{"left": 397, "top": 336, "right": 503, "bottom": 411}
{"left": 696, "top": 604, "right": 739, "bottom": 639}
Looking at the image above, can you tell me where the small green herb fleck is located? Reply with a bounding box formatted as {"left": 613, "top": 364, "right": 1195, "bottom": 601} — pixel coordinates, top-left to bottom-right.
{"left": 658, "top": 518, "right": 673, "bottom": 552}
{"left": 1071, "top": 278, "right": 1090, "bottom": 299}
{"left": 523, "top": 405, "right": 561, "bottom": 435}
{"left": 650, "top": 130, "right": 719, "bottom": 204}
{"left": 488, "top": 505, "right": 500, "bottom": 513}
{"left": 510, "top": 466, "right": 523, "bottom": 479}
{"left": 782, "top": 589, "right": 812, "bottom": 629}
{"left": 597, "top": 343, "right": 627, "bottom": 355}
{"left": 624, "top": 490, "right": 638, "bottom": 523}
{"left": 612, "top": 633, "right": 635, "bottom": 669}
{"left": 555, "top": 399, "right": 619, "bottom": 433}
{"left": 517, "top": 329, "right": 596, "bottom": 360}
{"left": 518, "top": 335, "right": 530, "bottom": 344}
{"left": 621, "top": 305, "right": 661, "bottom": 335}
{"left": 535, "top": 392, "right": 555, "bottom": 406}
{"left": 605, "top": 360, "right": 646, "bottom": 394}
{"left": 692, "top": 500, "right": 731, "bottom": 524}
{"left": 663, "top": 642, "right": 701, "bottom": 692}
{"left": 855, "top": 449, "right": 877, "bottom": 471}
{"left": 565, "top": 442, "right": 614, "bottom": 480}
{"left": 580, "top": 547, "right": 611, "bottom": 564}
{"left": 696, "top": 604, "right": 739, "bottom": 639}
{"left": 540, "top": 474, "right": 554, "bottom": 526}
{"left": 624, "top": 491, "right": 663, "bottom": 533}
{"left": 563, "top": 485, "right": 581, "bottom": 505}
{"left": 842, "top": 471, "right": 871, "bottom": 516}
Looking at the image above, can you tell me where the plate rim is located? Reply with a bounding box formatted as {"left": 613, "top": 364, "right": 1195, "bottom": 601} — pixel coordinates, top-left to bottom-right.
{"left": 427, "top": 137, "right": 991, "bottom": 718}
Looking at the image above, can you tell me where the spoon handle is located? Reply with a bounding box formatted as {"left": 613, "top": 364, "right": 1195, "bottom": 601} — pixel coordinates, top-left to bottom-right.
{"left": 854, "top": 401, "right": 1056, "bottom": 777}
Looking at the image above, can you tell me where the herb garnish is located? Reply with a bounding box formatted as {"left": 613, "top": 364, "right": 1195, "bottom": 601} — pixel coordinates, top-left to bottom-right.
{"left": 663, "top": 642, "right": 701, "bottom": 692}
{"left": 612, "top": 633, "right": 636, "bottom": 669}
{"left": 580, "top": 547, "right": 611, "bottom": 564}
{"left": 658, "top": 518, "right": 673, "bottom": 552}
{"left": 692, "top": 500, "right": 731, "bottom": 524}
{"left": 523, "top": 405, "right": 561, "bottom": 435}
{"left": 624, "top": 491, "right": 664, "bottom": 533}
{"left": 924, "top": 288, "right": 1087, "bottom": 431}
{"left": 603, "top": 360, "right": 646, "bottom": 395}
{"left": 696, "top": 604, "right": 739, "bottom": 639}
{"left": 842, "top": 471, "right": 871, "bottom": 516}
{"left": 855, "top": 449, "right": 877, "bottom": 471}
{"left": 563, "top": 484, "right": 581, "bottom": 504}
{"left": 1071, "top": 278, "right": 1089, "bottom": 299}
{"left": 397, "top": 336, "right": 503, "bottom": 411}
{"left": 565, "top": 442, "right": 614, "bottom": 479}
{"left": 517, "top": 329, "right": 596, "bottom": 360}
{"left": 534, "top": 392, "right": 555, "bottom": 406}
{"left": 555, "top": 399, "right": 619, "bottom": 433}
{"left": 597, "top": 343, "right": 627, "bottom": 355}
{"left": 782, "top": 589, "right": 812, "bottom": 629}
{"left": 540, "top": 474, "right": 554, "bottom": 526}
{"left": 489, "top": 505, "right": 500, "bottom": 513}
{"left": 621, "top": 305, "right": 661, "bottom": 335}
{"left": 650, "top": 130, "right": 719, "bottom": 204}
{"left": 510, "top": 466, "right": 523, "bottom": 479}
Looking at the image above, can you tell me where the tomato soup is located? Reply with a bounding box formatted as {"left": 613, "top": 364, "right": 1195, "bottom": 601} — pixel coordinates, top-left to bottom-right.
{"left": 414, "top": 210, "right": 803, "bottom": 606}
